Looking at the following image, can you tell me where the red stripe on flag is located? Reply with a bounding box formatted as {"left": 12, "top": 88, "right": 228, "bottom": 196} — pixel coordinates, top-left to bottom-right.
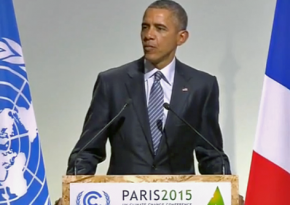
{"left": 245, "top": 151, "right": 290, "bottom": 204}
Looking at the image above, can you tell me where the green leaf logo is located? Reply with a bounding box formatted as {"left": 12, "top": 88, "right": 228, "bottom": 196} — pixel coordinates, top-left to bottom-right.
{"left": 207, "top": 186, "right": 225, "bottom": 205}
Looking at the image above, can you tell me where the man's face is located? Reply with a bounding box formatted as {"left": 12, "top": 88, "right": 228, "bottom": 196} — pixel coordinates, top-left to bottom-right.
{"left": 141, "top": 8, "right": 185, "bottom": 67}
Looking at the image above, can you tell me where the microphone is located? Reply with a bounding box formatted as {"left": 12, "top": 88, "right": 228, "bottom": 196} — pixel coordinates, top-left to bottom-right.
{"left": 73, "top": 99, "right": 132, "bottom": 175}
{"left": 163, "top": 102, "right": 226, "bottom": 175}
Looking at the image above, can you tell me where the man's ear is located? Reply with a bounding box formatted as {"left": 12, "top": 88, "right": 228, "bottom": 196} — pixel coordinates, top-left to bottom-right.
{"left": 177, "top": 30, "right": 189, "bottom": 46}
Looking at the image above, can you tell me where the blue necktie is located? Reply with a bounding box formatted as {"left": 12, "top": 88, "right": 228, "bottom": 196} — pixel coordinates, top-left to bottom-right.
{"left": 148, "top": 71, "right": 164, "bottom": 154}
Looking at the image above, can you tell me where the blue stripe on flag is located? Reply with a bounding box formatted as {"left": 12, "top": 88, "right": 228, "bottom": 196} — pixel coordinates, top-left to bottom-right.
{"left": 0, "top": 0, "right": 51, "bottom": 204}
{"left": 0, "top": 1, "right": 19, "bottom": 41}
{"left": 265, "top": 0, "right": 290, "bottom": 90}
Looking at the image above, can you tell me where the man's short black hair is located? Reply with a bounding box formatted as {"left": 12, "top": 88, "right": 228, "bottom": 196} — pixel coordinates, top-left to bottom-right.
{"left": 148, "top": 0, "right": 188, "bottom": 30}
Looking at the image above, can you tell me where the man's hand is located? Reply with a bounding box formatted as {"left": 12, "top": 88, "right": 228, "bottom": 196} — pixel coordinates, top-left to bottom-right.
{"left": 239, "top": 195, "right": 244, "bottom": 205}
{"left": 54, "top": 198, "right": 62, "bottom": 205}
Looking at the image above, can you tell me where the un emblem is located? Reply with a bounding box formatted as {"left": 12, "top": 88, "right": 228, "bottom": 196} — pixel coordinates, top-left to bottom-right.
{"left": 76, "top": 191, "right": 110, "bottom": 205}
{"left": 0, "top": 37, "right": 50, "bottom": 204}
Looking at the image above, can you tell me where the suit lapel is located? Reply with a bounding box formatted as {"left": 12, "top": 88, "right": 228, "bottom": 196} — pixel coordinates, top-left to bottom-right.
{"left": 125, "top": 58, "right": 154, "bottom": 155}
{"left": 159, "top": 60, "right": 191, "bottom": 152}
{"left": 165, "top": 60, "right": 190, "bottom": 127}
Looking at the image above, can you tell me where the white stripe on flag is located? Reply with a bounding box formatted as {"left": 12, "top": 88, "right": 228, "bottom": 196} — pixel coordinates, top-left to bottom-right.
{"left": 254, "top": 75, "right": 290, "bottom": 174}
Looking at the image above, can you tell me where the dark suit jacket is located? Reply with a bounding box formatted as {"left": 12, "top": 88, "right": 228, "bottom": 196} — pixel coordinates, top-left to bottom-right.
{"left": 66, "top": 57, "right": 231, "bottom": 175}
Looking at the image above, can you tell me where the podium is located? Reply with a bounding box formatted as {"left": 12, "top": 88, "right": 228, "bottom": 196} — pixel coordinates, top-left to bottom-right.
{"left": 63, "top": 175, "right": 239, "bottom": 205}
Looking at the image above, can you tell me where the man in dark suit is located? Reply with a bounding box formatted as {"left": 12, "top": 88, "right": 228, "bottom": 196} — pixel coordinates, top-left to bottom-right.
{"left": 66, "top": 0, "right": 231, "bottom": 176}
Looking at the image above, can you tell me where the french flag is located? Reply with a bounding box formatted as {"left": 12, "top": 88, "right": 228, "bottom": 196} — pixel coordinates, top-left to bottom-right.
{"left": 245, "top": 0, "right": 290, "bottom": 204}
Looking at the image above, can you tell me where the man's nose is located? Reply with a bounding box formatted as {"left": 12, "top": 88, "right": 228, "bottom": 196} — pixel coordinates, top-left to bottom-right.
{"left": 144, "top": 28, "right": 155, "bottom": 40}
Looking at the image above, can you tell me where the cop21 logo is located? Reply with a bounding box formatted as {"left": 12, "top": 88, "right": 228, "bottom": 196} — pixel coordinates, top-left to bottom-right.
{"left": 76, "top": 191, "right": 110, "bottom": 205}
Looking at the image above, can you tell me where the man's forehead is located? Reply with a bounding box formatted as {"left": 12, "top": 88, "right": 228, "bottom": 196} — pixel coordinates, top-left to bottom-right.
{"left": 143, "top": 8, "right": 173, "bottom": 21}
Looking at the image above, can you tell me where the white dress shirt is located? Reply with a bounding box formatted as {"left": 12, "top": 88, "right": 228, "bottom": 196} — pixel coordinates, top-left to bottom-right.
{"left": 144, "top": 58, "right": 176, "bottom": 128}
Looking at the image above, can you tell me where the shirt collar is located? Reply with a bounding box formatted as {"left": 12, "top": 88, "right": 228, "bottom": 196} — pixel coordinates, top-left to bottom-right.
{"left": 144, "top": 58, "right": 176, "bottom": 85}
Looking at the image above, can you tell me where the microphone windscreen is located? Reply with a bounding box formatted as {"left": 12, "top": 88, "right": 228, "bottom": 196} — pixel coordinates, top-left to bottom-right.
{"left": 163, "top": 103, "right": 170, "bottom": 110}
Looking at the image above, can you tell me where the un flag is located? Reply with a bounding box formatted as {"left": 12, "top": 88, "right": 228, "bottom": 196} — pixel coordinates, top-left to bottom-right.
{"left": 0, "top": 1, "right": 51, "bottom": 204}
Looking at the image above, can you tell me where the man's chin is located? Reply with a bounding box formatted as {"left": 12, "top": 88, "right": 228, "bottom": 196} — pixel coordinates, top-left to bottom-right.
{"left": 144, "top": 54, "right": 158, "bottom": 64}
